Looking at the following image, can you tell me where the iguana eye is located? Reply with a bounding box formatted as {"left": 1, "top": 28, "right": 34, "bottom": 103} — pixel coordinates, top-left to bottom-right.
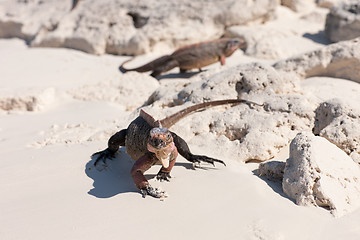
{"left": 226, "top": 39, "right": 238, "bottom": 49}
{"left": 166, "top": 133, "right": 171, "bottom": 140}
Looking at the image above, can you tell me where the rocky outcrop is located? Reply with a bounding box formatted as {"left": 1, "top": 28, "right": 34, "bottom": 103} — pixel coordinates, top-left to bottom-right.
{"left": 325, "top": 0, "right": 360, "bottom": 42}
{"left": 258, "top": 160, "right": 286, "bottom": 181}
{"left": 0, "top": 88, "right": 55, "bottom": 111}
{"left": 273, "top": 38, "right": 360, "bottom": 83}
{"left": 224, "top": 23, "right": 325, "bottom": 60}
{"left": 313, "top": 98, "right": 360, "bottom": 164}
{"left": 141, "top": 63, "right": 315, "bottom": 163}
{"left": 0, "top": 0, "right": 279, "bottom": 55}
{"left": 281, "top": 0, "right": 345, "bottom": 11}
{"left": 283, "top": 132, "right": 360, "bottom": 217}
{"left": 317, "top": 0, "right": 345, "bottom": 9}
{"left": 281, "top": 0, "right": 316, "bottom": 13}
{"left": 0, "top": 0, "right": 72, "bottom": 42}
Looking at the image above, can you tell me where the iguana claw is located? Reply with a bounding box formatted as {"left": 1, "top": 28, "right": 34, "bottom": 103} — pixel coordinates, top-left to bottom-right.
{"left": 190, "top": 154, "right": 226, "bottom": 166}
{"left": 140, "top": 185, "right": 168, "bottom": 198}
{"left": 92, "top": 148, "right": 116, "bottom": 166}
{"left": 156, "top": 172, "right": 172, "bottom": 182}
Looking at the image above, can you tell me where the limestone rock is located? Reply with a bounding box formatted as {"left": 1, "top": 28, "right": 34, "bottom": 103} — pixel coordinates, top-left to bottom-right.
{"left": 224, "top": 6, "right": 328, "bottom": 60}
{"left": 273, "top": 38, "right": 360, "bottom": 83}
{"left": 317, "top": 0, "right": 345, "bottom": 9}
{"left": 176, "top": 63, "right": 301, "bottom": 103}
{"left": 258, "top": 160, "right": 286, "bottom": 181}
{"left": 314, "top": 98, "right": 360, "bottom": 164}
{"left": 31, "top": 1, "right": 136, "bottom": 55}
{"left": 0, "top": 0, "right": 279, "bottom": 55}
{"left": 0, "top": 0, "right": 72, "bottom": 42}
{"left": 225, "top": 25, "right": 323, "bottom": 60}
{"left": 283, "top": 132, "right": 360, "bottom": 217}
{"left": 141, "top": 63, "right": 315, "bottom": 163}
{"left": 0, "top": 88, "right": 56, "bottom": 112}
{"left": 325, "top": 0, "right": 360, "bottom": 42}
{"left": 281, "top": 0, "right": 316, "bottom": 13}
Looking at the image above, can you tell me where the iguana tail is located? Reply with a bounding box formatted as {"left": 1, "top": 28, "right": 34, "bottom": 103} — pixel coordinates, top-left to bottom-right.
{"left": 119, "top": 55, "right": 171, "bottom": 73}
{"left": 160, "top": 99, "right": 263, "bottom": 129}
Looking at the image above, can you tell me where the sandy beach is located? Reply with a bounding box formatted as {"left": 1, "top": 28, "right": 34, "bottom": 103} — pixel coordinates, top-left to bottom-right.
{"left": 1, "top": 1, "right": 360, "bottom": 239}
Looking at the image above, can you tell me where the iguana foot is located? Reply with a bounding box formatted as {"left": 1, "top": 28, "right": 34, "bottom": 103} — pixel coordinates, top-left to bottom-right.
{"left": 189, "top": 154, "right": 226, "bottom": 167}
{"left": 140, "top": 185, "right": 168, "bottom": 198}
{"left": 156, "top": 172, "right": 171, "bottom": 182}
{"left": 92, "top": 148, "right": 116, "bottom": 167}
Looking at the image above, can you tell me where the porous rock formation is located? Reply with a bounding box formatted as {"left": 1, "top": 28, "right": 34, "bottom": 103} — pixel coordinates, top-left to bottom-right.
{"left": 283, "top": 132, "right": 360, "bottom": 217}
{"left": 141, "top": 63, "right": 315, "bottom": 163}
{"left": 0, "top": 0, "right": 279, "bottom": 55}
{"left": 258, "top": 160, "right": 285, "bottom": 181}
{"left": 314, "top": 98, "right": 360, "bottom": 164}
{"left": 0, "top": 88, "right": 55, "bottom": 111}
{"left": 281, "top": 0, "right": 316, "bottom": 13}
{"left": 281, "top": 0, "right": 345, "bottom": 12}
{"left": 225, "top": 25, "right": 325, "bottom": 60}
{"left": 325, "top": 0, "right": 360, "bottom": 42}
{"left": 274, "top": 37, "right": 360, "bottom": 83}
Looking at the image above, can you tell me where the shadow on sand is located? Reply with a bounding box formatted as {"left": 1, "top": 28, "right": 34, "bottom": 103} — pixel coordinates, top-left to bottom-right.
{"left": 118, "top": 64, "right": 201, "bottom": 80}
{"left": 303, "top": 31, "right": 332, "bottom": 45}
{"left": 85, "top": 149, "right": 138, "bottom": 198}
{"left": 252, "top": 169, "right": 293, "bottom": 201}
{"left": 85, "top": 149, "right": 212, "bottom": 198}
{"left": 156, "top": 71, "right": 200, "bottom": 80}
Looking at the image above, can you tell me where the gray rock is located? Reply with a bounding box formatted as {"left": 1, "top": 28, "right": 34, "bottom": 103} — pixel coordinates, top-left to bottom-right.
{"left": 325, "top": 0, "right": 360, "bottom": 42}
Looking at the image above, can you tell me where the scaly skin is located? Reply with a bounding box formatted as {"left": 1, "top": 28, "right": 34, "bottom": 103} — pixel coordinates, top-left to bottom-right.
{"left": 119, "top": 38, "right": 246, "bottom": 77}
{"left": 92, "top": 98, "right": 262, "bottom": 198}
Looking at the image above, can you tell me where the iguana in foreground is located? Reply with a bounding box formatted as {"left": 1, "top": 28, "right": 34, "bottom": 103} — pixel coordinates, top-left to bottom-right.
{"left": 119, "top": 38, "right": 246, "bottom": 77}
{"left": 92, "top": 99, "right": 261, "bottom": 198}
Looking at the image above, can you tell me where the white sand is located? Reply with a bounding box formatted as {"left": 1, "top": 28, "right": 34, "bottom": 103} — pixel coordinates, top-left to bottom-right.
{"left": 1, "top": 10, "right": 360, "bottom": 240}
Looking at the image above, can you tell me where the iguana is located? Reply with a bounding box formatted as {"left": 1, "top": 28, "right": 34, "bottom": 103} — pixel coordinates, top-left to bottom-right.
{"left": 119, "top": 38, "right": 246, "bottom": 77}
{"left": 92, "top": 99, "right": 262, "bottom": 198}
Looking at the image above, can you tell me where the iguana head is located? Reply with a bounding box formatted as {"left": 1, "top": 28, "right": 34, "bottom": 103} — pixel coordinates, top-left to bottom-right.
{"left": 224, "top": 38, "right": 246, "bottom": 57}
{"left": 147, "top": 127, "right": 175, "bottom": 168}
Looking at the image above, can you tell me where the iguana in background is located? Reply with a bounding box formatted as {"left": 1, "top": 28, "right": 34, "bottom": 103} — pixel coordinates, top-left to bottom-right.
{"left": 119, "top": 38, "right": 246, "bottom": 77}
{"left": 92, "top": 99, "right": 262, "bottom": 198}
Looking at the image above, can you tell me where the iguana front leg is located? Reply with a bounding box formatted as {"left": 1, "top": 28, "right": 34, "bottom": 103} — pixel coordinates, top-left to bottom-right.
{"left": 220, "top": 55, "right": 226, "bottom": 65}
{"left": 156, "top": 152, "right": 177, "bottom": 182}
{"left": 92, "top": 129, "right": 127, "bottom": 166}
{"left": 131, "top": 152, "right": 169, "bottom": 198}
{"left": 171, "top": 132, "right": 226, "bottom": 166}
